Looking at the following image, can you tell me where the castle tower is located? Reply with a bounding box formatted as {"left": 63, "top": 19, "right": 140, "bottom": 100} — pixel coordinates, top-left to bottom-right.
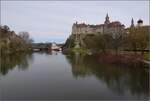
{"left": 137, "top": 19, "right": 143, "bottom": 26}
{"left": 131, "top": 18, "right": 134, "bottom": 27}
{"left": 104, "top": 13, "right": 110, "bottom": 24}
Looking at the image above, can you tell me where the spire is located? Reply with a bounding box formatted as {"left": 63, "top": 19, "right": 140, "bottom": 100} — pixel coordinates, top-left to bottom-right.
{"left": 106, "top": 13, "right": 109, "bottom": 18}
{"left": 131, "top": 18, "right": 134, "bottom": 27}
{"left": 75, "top": 21, "right": 78, "bottom": 24}
{"left": 104, "top": 13, "right": 110, "bottom": 24}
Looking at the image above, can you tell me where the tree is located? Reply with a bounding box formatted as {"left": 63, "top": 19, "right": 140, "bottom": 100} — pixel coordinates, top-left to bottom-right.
{"left": 111, "top": 32, "right": 123, "bottom": 53}
{"left": 126, "top": 26, "right": 150, "bottom": 54}
{"left": 64, "top": 35, "right": 75, "bottom": 48}
{"left": 83, "top": 34, "right": 99, "bottom": 51}
{"left": 2, "top": 25, "right": 10, "bottom": 33}
{"left": 137, "top": 27, "right": 149, "bottom": 51}
{"left": 18, "top": 31, "right": 33, "bottom": 44}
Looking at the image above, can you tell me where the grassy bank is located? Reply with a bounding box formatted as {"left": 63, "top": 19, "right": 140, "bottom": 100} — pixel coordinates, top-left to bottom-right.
{"left": 143, "top": 52, "right": 150, "bottom": 61}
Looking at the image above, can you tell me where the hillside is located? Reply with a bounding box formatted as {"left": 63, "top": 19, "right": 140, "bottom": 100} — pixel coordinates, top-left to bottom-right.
{"left": 0, "top": 25, "right": 30, "bottom": 54}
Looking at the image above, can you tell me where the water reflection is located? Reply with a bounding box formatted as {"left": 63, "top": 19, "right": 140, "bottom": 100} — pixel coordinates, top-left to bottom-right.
{"left": 65, "top": 52, "right": 149, "bottom": 97}
{"left": 35, "top": 50, "right": 52, "bottom": 55}
{"left": 0, "top": 51, "right": 149, "bottom": 99}
{"left": 0, "top": 52, "right": 33, "bottom": 76}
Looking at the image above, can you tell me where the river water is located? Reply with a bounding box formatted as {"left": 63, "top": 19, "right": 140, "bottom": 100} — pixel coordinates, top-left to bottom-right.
{"left": 0, "top": 51, "right": 149, "bottom": 100}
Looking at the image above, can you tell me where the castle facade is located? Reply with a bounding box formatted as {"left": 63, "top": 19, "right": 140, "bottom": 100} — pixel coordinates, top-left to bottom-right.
{"left": 70, "top": 14, "right": 149, "bottom": 48}
{"left": 71, "top": 14, "right": 125, "bottom": 37}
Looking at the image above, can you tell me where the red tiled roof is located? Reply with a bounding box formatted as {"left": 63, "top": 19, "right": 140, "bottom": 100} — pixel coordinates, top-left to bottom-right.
{"left": 75, "top": 23, "right": 104, "bottom": 28}
{"left": 74, "top": 21, "right": 124, "bottom": 28}
{"left": 107, "top": 21, "right": 123, "bottom": 27}
{"left": 74, "top": 23, "right": 87, "bottom": 27}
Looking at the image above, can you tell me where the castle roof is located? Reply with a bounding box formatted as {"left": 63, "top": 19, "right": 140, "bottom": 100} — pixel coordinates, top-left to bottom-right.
{"left": 107, "top": 21, "right": 124, "bottom": 27}
{"left": 76, "top": 23, "right": 87, "bottom": 27}
{"left": 74, "top": 23, "right": 104, "bottom": 28}
{"left": 74, "top": 21, "right": 124, "bottom": 28}
{"left": 88, "top": 24, "right": 104, "bottom": 28}
{"left": 137, "top": 19, "right": 143, "bottom": 23}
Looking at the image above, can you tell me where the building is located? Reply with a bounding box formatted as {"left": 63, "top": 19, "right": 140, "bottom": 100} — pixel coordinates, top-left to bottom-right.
{"left": 71, "top": 14, "right": 125, "bottom": 47}
{"left": 130, "top": 18, "right": 150, "bottom": 28}
{"left": 137, "top": 19, "right": 143, "bottom": 27}
{"left": 125, "top": 18, "right": 150, "bottom": 37}
{"left": 72, "top": 14, "right": 125, "bottom": 36}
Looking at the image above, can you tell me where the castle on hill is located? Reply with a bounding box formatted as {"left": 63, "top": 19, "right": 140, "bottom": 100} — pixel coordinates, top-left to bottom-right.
{"left": 71, "top": 14, "right": 147, "bottom": 36}
{"left": 70, "top": 14, "right": 149, "bottom": 48}
{"left": 72, "top": 14, "right": 125, "bottom": 36}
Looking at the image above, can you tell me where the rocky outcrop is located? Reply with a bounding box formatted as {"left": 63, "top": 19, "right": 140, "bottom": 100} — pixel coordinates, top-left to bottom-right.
{"left": 0, "top": 25, "right": 29, "bottom": 54}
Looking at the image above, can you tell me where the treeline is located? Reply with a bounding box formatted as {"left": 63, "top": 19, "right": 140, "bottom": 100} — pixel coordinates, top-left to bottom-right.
{"left": 0, "top": 25, "right": 33, "bottom": 54}
{"left": 64, "top": 26, "right": 150, "bottom": 54}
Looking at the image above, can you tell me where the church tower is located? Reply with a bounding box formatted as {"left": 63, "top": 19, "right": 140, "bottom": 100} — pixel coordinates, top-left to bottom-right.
{"left": 131, "top": 18, "right": 134, "bottom": 27}
{"left": 104, "top": 13, "right": 110, "bottom": 24}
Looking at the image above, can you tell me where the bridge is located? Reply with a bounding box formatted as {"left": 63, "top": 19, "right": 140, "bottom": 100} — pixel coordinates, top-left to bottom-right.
{"left": 31, "top": 43, "right": 64, "bottom": 51}
{"left": 31, "top": 43, "right": 52, "bottom": 51}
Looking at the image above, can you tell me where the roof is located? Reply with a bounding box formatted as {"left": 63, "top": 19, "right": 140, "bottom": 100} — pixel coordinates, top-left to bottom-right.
{"left": 107, "top": 21, "right": 124, "bottom": 27}
{"left": 137, "top": 19, "right": 143, "bottom": 23}
{"left": 73, "top": 21, "right": 124, "bottom": 28}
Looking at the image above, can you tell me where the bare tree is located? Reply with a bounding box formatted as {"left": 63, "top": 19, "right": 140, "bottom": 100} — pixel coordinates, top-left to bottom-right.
{"left": 18, "top": 31, "right": 33, "bottom": 44}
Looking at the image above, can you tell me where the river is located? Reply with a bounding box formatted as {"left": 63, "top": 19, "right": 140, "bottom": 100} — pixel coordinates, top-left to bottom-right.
{"left": 0, "top": 51, "right": 149, "bottom": 100}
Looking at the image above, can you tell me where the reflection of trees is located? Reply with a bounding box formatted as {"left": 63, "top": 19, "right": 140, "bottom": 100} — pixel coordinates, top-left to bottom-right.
{"left": 65, "top": 53, "right": 149, "bottom": 97}
{"left": 35, "top": 50, "right": 52, "bottom": 55}
{"left": 0, "top": 52, "right": 33, "bottom": 75}
{"left": 65, "top": 52, "right": 92, "bottom": 78}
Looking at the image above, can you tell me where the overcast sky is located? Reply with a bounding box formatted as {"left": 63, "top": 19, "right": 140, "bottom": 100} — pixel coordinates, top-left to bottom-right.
{"left": 1, "top": 1, "right": 149, "bottom": 43}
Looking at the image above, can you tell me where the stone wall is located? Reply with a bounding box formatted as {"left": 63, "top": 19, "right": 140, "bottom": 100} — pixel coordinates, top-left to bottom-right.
{"left": 72, "top": 23, "right": 104, "bottom": 35}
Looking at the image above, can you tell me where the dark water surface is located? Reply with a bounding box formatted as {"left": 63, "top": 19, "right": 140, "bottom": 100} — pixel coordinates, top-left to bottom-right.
{"left": 0, "top": 51, "right": 149, "bottom": 100}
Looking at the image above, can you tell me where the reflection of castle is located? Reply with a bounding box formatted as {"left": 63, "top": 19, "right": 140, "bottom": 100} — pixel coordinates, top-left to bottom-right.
{"left": 71, "top": 53, "right": 92, "bottom": 78}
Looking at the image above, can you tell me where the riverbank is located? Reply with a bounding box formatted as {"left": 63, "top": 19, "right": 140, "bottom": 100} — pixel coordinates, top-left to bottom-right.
{"left": 97, "top": 52, "right": 149, "bottom": 68}
{"left": 63, "top": 48, "right": 150, "bottom": 67}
